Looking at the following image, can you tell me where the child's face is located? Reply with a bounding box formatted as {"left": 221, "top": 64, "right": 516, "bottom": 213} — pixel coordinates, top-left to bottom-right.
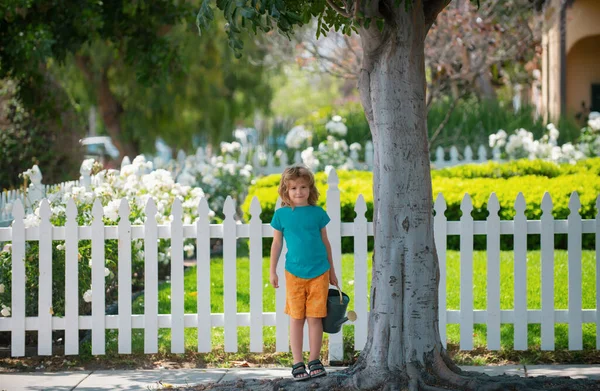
{"left": 287, "top": 178, "right": 310, "bottom": 206}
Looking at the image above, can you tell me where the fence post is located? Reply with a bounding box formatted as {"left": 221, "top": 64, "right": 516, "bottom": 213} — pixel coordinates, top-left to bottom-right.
{"left": 449, "top": 146, "right": 459, "bottom": 166}
{"left": 294, "top": 150, "right": 302, "bottom": 165}
{"left": 38, "top": 200, "right": 53, "bottom": 355}
{"left": 171, "top": 198, "right": 185, "bottom": 353}
{"left": 435, "top": 146, "right": 445, "bottom": 168}
{"left": 327, "top": 169, "right": 344, "bottom": 362}
{"left": 27, "top": 165, "right": 44, "bottom": 207}
{"left": 223, "top": 197, "right": 238, "bottom": 352}
{"left": 11, "top": 200, "right": 26, "bottom": 357}
{"left": 541, "top": 192, "right": 555, "bottom": 350}
{"left": 118, "top": 199, "right": 132, "bottom": 354}
{"left": 144, "top": 199, "right": 159, "bottom": 354}
{"left": 486, "top": 193, "right": 501, "bottom": 350}
{"left": 91, "top": 199, "right": 106, "bottom": 355}
{"left": 459, "top": 193, "right": 473, "bottom": 350}
{"left": 197, "top": 198, "right": 212, "bottom": 352}
{"left": 80, "top": 161, "right": 92, "bottom": 191}
{"left": 353, "top": 195, "right": 368, "bottom": 350}
{"left": 477, "top": 145, "right": 487, "bottom": 162}
{"left": 249, "top": 197, "right": 264, "bottom": 352}
{"left": 568, "top": 192, "right": 583, "bottom": 350}
{"left": 65, "top": 199, "right": 79, "bottom": 355}
{"left": 514, "top": 193, "right": 528, "bottom": 350}
{"left": 464, "top": 146, "right": 473, "bottom": 164}
{"left": 434, "top": 193, "right": 447, "bottom": 348}
{"left": 492, "top": 147, "right": 501, "bottom": 161}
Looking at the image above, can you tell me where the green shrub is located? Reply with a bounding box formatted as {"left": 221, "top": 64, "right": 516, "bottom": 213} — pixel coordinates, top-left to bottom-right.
{"left": 243, "top": 167, "right": 599, "bottom": 253}
{"left": 432, "top": 157, "right": 600, "bottom": 179}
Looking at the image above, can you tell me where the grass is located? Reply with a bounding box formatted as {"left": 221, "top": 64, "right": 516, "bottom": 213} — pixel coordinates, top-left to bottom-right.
{"left": 74, "top": 249, "right": 598, "bottom": 367}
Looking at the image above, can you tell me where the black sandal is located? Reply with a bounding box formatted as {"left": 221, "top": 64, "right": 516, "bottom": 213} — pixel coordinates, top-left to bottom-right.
{"left": 308, "top": 359, "right": 327, "bottom": 378}
{"left": 291, "top": 362, "right": 310, "bottom": 381}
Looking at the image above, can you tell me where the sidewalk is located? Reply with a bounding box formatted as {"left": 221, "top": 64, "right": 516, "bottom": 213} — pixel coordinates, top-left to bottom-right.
{"left": 2, "top": 365, "right": 600, "bottom": 391}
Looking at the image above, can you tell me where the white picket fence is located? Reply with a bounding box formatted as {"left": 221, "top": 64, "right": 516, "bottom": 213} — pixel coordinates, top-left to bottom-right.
{"left": 170, "top": 142, "right": 498, "bottom": 176}
{"left": 1, "top": 172, "right": 598, "bottom": 360}
{"left": 0, "top": 180, "right": 80, "bottom": 226}
{"left": 0, "top": 143, "right": 497, "bottom": 225}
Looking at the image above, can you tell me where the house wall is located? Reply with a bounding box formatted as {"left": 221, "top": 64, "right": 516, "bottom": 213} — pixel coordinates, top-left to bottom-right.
{"left": 541, "top": 0, "right": 562, "bottom": 123}
{"left": 566, "top": 35, "right": 600, "bottom": 115}
{"left": 541, "top": 0, "right": 600, "bottom": 122}
{"left": 566, "top": 0, "right": 600, "bottom": 53}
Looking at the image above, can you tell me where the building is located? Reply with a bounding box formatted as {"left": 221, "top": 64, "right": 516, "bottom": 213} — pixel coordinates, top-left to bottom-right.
{"left": 541, "top": 0, "right": 600, "bottom": 123}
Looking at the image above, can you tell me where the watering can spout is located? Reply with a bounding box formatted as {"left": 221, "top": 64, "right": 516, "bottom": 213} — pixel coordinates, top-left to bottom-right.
{"left": 334, "top": 317, "right": 349, "bottom": 329}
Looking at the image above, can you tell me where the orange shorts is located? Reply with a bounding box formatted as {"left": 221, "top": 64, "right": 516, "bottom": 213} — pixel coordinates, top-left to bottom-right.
{"left": 285, "top": 270, "right": 329, "bottom": 319}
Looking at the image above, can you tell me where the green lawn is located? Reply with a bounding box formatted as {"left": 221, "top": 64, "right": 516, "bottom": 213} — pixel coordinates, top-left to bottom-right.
{"left": 91, "top": 249, "right": 597, "bottom": 365}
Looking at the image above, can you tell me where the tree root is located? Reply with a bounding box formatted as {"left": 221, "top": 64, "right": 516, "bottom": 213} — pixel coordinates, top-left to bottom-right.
{"left": 176, "top": 364, "right": 600, "bottom": 391}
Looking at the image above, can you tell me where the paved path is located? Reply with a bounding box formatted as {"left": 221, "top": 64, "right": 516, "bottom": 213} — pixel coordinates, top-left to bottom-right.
{"left": 2, "top": 365, "right": 600, "bottom": 391}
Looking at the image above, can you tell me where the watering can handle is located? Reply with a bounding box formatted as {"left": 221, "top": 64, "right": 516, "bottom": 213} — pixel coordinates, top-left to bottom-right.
{"left": 334, "top": 284, "right": 343, "bottom": 305}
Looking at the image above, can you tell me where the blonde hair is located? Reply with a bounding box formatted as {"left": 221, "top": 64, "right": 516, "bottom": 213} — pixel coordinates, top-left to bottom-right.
{"left": 278, "top": 164, "right": 319, "bottom": 207}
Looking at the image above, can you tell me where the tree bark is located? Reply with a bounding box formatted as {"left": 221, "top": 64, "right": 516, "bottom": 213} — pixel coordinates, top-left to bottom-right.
{"left": 349, "top": 1, "right": 458, "bottom": 389}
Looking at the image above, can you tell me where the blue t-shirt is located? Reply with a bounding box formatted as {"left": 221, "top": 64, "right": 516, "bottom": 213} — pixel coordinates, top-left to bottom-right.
{"left": 270, "top": 205, "right": 331, "bottom": 279}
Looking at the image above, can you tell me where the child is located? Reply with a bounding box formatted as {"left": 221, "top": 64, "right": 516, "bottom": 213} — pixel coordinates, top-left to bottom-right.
{"left": 269, "top": 164, "right": 338, "bottom": 381}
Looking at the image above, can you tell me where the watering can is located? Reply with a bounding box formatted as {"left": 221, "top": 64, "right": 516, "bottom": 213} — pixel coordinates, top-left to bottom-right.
{"left": 322, "top": 285, "right": 357, "bottom": 334}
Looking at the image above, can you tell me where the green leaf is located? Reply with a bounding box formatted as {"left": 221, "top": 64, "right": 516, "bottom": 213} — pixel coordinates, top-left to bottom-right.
{"left": 241, "top": 6, "right": 257, "bottom": 18}
{"left": 285, "top": 11, "right": 303, "bottom": 23}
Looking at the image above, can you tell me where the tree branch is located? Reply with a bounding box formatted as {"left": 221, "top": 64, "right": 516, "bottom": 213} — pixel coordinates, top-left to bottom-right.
{"left": 326, "top": 0, "right": 352, "bottom": 18}
{"left": 424, "top": 0, "right": 451, "bottom": 31}
{"left": 428, "top": 92, "right": 465, "bottom": 149}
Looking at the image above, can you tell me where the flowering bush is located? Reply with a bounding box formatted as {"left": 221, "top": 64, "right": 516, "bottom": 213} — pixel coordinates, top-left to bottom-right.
{"left": 177, "top": 154, "right": 253, "bottom": 220}
{"left": 285, "top": 125, "right": 311, "bottom": 149}
{"left": 0, "top": 156, "right": 205, "bottom": 319}
{"left": 297, "top": 115, "right": 358, "bottom": 172}
{"left": 325, "top": 115, "right": 348, "bottom": 137}
{"left": 301, "top": 135, "right": 354, "bottom": 172}
{"left": 578, "top": 111, "right": 600, "bottom": 157}
{"left": 489, "top": 125, "right": 585, "bottom": 164}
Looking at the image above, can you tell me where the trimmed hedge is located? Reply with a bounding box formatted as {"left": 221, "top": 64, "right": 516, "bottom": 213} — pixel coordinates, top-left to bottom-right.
{"left": 432, "top": 158, "right": 600, "bottom": 180}
{"left": 243, "top": 161, "right": 600, "bottom": 253}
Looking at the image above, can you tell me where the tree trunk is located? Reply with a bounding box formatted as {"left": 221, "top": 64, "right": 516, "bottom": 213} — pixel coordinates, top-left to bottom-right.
{"left": 349, "top": 2, "right": 461, "bottom": 389}
{"left": 75, "top": 55, "right": 138, "bottom": 159}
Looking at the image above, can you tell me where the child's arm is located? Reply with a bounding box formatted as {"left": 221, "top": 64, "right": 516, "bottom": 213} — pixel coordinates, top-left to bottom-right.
{"left": 321, "top": 227, "right": 338, "bottom": 286}
{"left": 270, "top": 229, "right": 283, "bottom": 288}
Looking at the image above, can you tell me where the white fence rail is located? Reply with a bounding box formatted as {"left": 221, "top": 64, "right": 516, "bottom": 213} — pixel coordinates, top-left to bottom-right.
{"left": 1, "top": 171, "right": 597, "bottom": 360}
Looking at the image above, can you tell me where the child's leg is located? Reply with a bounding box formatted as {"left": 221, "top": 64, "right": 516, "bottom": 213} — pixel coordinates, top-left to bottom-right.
{"left": 289, "top": 317, "right": 306, "bottom": 365}
{"left": 307, "top": 317, "right": 323, "bottom": 362}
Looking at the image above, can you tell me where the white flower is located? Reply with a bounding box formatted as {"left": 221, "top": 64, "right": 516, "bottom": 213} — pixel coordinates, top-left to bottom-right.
{"left": 83, "top": 290, "right": 92, "bottom": 303}
{"left": 56, "top": 244, "right": 65, "bottom": 251}
{"left": 285, "top": 126, "right": 311, "bottom": 149}
{"left": 349, "top": 143, "right": 362, "bottom": 151}
{"left": 588, "top": 115, "right": 600, "bottom": 132}
{"left": 325, "top": 119, "right": 348, "bottom": 136}
{"left": 2, "top": 244, "right": 11, "bottom": 253}
{"left": 184, "top": 244, "right": 195, "bottom": 257}
{"left": 103, "top": 200, "right": 121, "bottom": 222}
{"left": 1, "top": 305, "right": 10, "bottom": 317}
{"left": 22, "top": 214, "right": 41, "bottom": 229}
{"left": 0, "top": 283, "right": 4, "bottom": 293}
{"left": 80, "top": 158, "right": 95, "bottom": 173}
{"left": 105, "top": 268, "right": 110, "bottom": 277}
